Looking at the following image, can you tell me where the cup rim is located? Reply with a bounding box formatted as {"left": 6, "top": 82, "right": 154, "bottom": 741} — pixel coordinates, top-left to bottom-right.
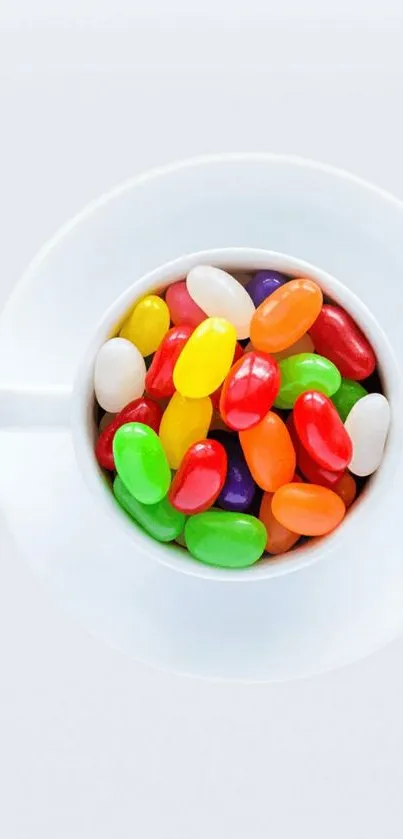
{"left": 71, "top": 246, "right": 401, "bottom": 582}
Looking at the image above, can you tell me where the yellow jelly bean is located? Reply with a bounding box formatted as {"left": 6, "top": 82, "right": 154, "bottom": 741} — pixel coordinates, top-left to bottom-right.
{"left": 159, "top": 392, "right": 213, "bottom": 468}
{"left": 173, "top": 317, "right": 237, "bottom": 398}
{"left": 120, "top": 295, "right": 170, "bottom": 356}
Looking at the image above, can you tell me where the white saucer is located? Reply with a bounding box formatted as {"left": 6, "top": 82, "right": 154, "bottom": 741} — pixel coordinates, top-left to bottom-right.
{"left": 1, "top": 153, "right": 403, "bottom": 682}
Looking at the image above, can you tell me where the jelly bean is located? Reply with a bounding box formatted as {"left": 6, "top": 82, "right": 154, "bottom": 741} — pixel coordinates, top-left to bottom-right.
{"left": 259, "top": 492, "right": 300, "bottom": 554}
{"left": 98, "top": 412, "right": 115, "bottom": 433}
{"left": 145, "top": 324, "right": 194, "bottom": 399}
{"left": 210, "top": 341, "right": 244, "bottom": 411}
{"left": 159, "top": 392, "right": 213, "bottom": 468}
{"left": 173, "top": 317, "right": 237, "bottom": 398}
{"left": 113, "top": 422, "right": 171, "bottom": 504}
{"left": 95, "top": 397, "right": 162, "bottom": 471}
{"left": 211, "top": 430, "right": 256, "bottom": 512}
{"left": 286, "top": 414, "right": 343, "bottom": 488}
{"left": 272, "top": 483, "right": 346, "bottom": 536}
{"left": 274, "top": 353, "right": 341, "bottom": 409}
{"left": 186, "top": 265, "right": 256, "bottom": 339}
{"left": 120, "top": 295, "right": 170, "bottom": 357}
{"left": 272, "top": 332, "right": 315, "bottom": 361}
{"left": 210, "top": 410, "right": 231, "bottom": 433}
{"left": 113, "top": 476, "right": 185, "bottom": 542}
{"left": 334, "top": 472, "right": 357, "bottom": 508}
{"left": 240, "top": 411, "right": 296, "bottom": 492}
{"left": 245, "top": 270, "right": 288, "bottom": 307}
{"left": 219, "top": 351, "right": 280, "bottom": 430}
{"left": 155, "top": 396, "right": 171, "bottom": 413}
{"left": 94, "top": 337, "right": 147, "bottom": 413}
{"left": 344, "top": 393, "right": 390, "bottom": 476}
{"left": 250, "top": 278, "right": 323, "bottom": 353}
{"left": 184, "top": 510, "right": 267, "bottom": 568}
{"left": 331, "top": 378, "right": 368, "bottom": 422}
{"left": 309, "top": 304, "right": 376, "bottom": 381}
{"left": 297, "top": 445, "right": 344, "bottom": 488}
{"left": 165, "top": 280, "right": 206, "bottom": 328}
{"left": 168, "top": 439, "right": 227, "bottom": 514}
{"left": 294, "top": 391, "right": 352, "bottom": 472}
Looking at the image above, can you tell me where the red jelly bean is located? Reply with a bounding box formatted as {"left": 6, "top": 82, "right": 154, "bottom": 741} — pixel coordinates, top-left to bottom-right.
{"left": 145, "top": 324, "right": 194, "bottom": 399}
{"left": 219, "top": 351, "right": 280, "bottom": 430}
{"left": 287, "top": 414, "right": 343, "bottom": 488}
{"left": 334, "top": 472, "right": 357, "bottom": 508}
{"left": 168, "top": 439, "right": 227, "bottom": 514}
{"left": 165, "top": 280, "right": 206, "bottom": 328}
{"left": 293, "top": 391, "right": 353, "bottom": 472}
{"left": 298, "top": 447, "right": 344, "bottom": 488}
{"left": 211, "top": 342, "right": 244, "bottom": 411}
{"left": 309, "top": 304, "right": 376, "bottom": 381}
{"left": 95, "top": 397, "right": 162, "bottom": 471}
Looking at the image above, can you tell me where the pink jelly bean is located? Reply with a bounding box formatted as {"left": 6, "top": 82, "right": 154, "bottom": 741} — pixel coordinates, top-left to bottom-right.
{"left": 165, "top": 280, "right": 206, "bottom": 327}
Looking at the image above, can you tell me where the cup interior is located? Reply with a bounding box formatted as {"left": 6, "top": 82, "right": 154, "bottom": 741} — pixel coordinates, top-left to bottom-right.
{"left": 72, "top": 247, "right": 400, "bottom": 581}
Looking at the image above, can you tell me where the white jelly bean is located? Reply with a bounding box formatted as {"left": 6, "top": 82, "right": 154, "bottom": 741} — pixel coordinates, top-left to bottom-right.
{"left": 94, "top": 337, "right": 146, "bottom": 413}
{"left": 273, "top": 332, "right": 315, "bottom": 361}
{"left": 186, "top": 265, "right": 255, "bottom": 339}
{"left": 344, "top": 393, "right": 390, "bottom": 476}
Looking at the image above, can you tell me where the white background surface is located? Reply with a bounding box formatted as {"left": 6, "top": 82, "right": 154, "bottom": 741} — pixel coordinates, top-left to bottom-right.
{"left": 1, "top": 3, "right": 403, "bottom": 837}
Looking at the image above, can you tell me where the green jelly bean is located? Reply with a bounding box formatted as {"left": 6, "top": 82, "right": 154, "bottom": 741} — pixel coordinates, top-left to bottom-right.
{"left": 274, "top": 353, "right": 341, "bottom": 409}
{"left": 113, "top": 422, "right": 171, "bottom": 504}
{"left": 113, "top": 476, "right": 185, "bottom": 542}
{"left": 184, "top": 510, "right": 267, "bottom": 568}
{"left": 331, "top": 378, "right": 368, "bottom": 422}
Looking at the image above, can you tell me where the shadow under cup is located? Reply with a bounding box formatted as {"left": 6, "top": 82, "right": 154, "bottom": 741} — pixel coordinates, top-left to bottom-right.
{"left": 72, "top": 247, "right": 398, "bottom": 582}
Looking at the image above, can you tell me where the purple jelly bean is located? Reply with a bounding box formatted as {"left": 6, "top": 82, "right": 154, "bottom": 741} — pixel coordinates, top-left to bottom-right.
{"left": 246, "top": 270, "right": 288, "bottom": 308}
{"left": 210, "top": 430, "right": 256, "bottom": 512}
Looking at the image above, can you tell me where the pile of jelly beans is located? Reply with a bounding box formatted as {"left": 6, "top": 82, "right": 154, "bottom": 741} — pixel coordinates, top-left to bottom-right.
{"left": 94, "top": 265, "right": 390, "bottom": 569}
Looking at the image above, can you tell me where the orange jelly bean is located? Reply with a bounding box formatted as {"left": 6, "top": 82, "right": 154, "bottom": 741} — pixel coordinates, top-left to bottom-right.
{"left": 334, "top": 472, "right": 357, "bottom": 508}
{"left": 259, "top": 492, "right": 300, "bottom": 554}
{"left": 239, "top": 411, "right": 296, "bottom": 492}
{"left": 272, "top": 483, "right": 346, "bottom": 536}
{"left": 250, "top": 278, "right": 323, "bottom": 354}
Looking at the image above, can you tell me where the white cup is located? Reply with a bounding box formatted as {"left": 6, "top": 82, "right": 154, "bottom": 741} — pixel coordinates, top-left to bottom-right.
{"left": 72, "top": 246, "right": 400, "bottom": 581}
